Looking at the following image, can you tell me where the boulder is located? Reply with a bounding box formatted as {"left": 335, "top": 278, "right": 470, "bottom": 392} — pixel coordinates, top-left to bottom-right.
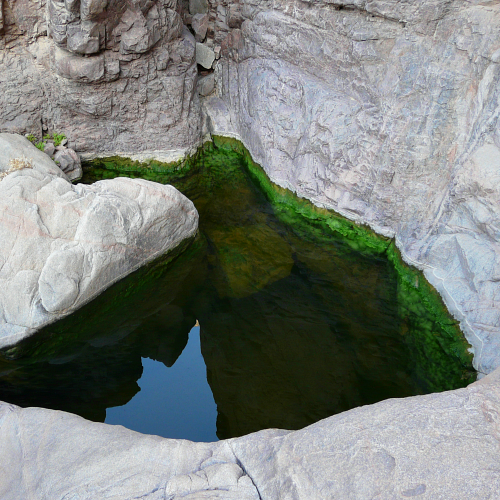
{"left": 0, "top": 134, "right": 199, "bottom": 347}
{"left": 1, "top": 366, "right": 500, "bottom": 499}
{"left": 53, "top": 147, "right": 82, "bottom": 181}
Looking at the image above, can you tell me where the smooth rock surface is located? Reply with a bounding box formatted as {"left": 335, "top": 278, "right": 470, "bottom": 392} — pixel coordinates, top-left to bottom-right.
{"left": 0, "top": 133, "right": 198, "bottom": 347}
{"left": 196, "top": 41, "right": 215, "bottom": 69}
{"left": 2, "top": 366, "right": 500, "bottom": 499}
{"left": 205, "top": 0, "right": 500, "bottom": 375}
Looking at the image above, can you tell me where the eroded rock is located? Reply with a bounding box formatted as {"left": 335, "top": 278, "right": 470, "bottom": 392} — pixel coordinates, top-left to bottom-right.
{"left": 0, "top": 133, "right": 198, "bottom": 347}
{"left": 2, "top": 366, "right": 500, "bottom": 499}
{"left": 0, "top": 0, "right": 200, "bottom": 156}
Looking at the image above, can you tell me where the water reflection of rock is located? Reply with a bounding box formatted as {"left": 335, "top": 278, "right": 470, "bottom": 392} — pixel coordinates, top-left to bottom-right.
{"left": 0, "top": 241, "right": 204, "bottom": 422}
{"left": 198, "top": 252, "right": 419, "bottom": 439}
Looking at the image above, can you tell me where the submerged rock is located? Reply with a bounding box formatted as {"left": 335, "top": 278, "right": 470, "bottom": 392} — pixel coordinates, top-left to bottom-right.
{"left": 1, "top": 367, "right": 500, "bottom": 499}
{"left": 205, "top": 0, "right": 500, "bottom": 376}
{"left": 0, "top": 134, "right": 198, "bottom": 347}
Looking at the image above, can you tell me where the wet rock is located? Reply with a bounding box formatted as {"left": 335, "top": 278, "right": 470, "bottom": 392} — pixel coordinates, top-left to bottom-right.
{"left": 0, "top": 134, "right": 199, "bottom": 347}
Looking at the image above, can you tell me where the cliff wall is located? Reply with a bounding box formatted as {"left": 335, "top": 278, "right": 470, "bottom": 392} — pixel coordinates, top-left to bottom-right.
{"left": 203, "top": 0, "right": 500, "bottom": 375}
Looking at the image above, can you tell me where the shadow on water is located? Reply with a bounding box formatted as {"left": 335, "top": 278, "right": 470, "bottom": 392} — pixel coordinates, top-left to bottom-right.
{"left": 0, "top": 142, "right": 476, "bottom": 441}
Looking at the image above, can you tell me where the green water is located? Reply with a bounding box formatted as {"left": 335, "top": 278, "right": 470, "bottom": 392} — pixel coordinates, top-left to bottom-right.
{"left": 0, "top": 139, "right": 475, "bottom": 440}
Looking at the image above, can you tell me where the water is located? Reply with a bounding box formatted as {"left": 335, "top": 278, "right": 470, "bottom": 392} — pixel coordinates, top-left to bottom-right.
{"left": 105, "top": 326, "right": 218, "bottom": 442}
{"left": 0, "top": 142, "right": 475, "bottom": 440}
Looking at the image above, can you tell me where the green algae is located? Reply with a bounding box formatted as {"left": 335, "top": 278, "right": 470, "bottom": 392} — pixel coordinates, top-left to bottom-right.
{"left": 80, "top": 136, "right": 476, "bottom": 391}
{"left": 0, "top": 137, "right": 476, "bottom": 436}
{"left": 81, "top": 136, "right": 475, "bottom": 392}
{"left": 211, "top": 136, "right": 476, "bottom": 391}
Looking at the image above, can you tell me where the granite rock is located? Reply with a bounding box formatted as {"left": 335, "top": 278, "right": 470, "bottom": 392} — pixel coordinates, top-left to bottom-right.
{"left": 205, "top": 0, "right": 500, "bottom": 376}
{"left": 196, "top": 41, "right": 215, "bottom": 69}
{"left": 0, "top": 133, "right": 198, "bottom": 347}
{"left": 2, "top": 366, "right": 500, "bottom": 499}
{"left": 0, "top": 0, "right": 201, "bottom": 156}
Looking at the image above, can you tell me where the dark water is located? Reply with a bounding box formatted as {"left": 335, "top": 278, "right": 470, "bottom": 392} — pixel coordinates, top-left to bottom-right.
{"left": 0, "top": 144, "right": 474, "bottom": 440}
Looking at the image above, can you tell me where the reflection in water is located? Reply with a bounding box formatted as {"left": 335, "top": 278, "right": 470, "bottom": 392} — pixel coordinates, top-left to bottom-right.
{"left": 0, "top": 145, "right": 475, "bottom": 440}
{"left": 106, "top": 326, "right": 217, "bottom": 442}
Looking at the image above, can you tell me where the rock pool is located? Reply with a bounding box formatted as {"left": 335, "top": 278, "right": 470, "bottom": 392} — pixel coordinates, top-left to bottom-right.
{"left": 0, "top": 139, "right": 475, "bottom": 441}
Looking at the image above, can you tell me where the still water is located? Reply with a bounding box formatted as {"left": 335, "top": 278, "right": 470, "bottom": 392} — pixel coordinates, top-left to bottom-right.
{"left": 106, "top": 326, "right": 218, "bottom": 442}
{"left": 0, "top": 143, "right": 475, "bottom": 441}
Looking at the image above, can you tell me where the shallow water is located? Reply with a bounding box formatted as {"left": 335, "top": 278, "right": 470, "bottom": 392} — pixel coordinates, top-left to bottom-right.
{"left": 0, "top": 143, "right": 475, "bottom": 440}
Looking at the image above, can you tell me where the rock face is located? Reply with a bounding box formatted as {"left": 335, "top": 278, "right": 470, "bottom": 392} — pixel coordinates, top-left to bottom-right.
{"left": 202, "top": 0, "right": 500, "bottom": 376}
{"left": 2, "top": 366, "right": 500, "bottom": 499}
{"left": 0, "top": 133, "right": 198, "bottom": 348}
{"left": 0, "top": 0, "right": 201, "bottom": 155}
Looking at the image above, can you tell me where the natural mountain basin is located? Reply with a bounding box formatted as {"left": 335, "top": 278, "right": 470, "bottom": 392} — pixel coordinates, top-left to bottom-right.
{"left": 0, "top": 138, "right": 475, "bottom": 441}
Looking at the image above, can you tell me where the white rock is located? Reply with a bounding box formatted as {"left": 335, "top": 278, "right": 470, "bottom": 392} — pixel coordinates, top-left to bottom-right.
{"left": 2, "top": 367, "right": 500, "bottom": 499}
{"left": 0, "top": 134, "right": 198, "bottom": 347}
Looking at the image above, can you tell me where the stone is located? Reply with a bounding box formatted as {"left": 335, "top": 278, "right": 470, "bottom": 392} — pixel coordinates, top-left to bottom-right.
{"left": 197, "top": 72, "right": 215, "bottom": 96}
{"left": 208, "top": 0, "right": 500, "bottom": 376}
{"left": 53, "top": 147, "right": 82, "bottom": 181}
{"left": 66, "top": 21, "right": 104, "bottom": 55}
{"left": 196, "top": 42, "right": 215, "bottom": 69}
{"left": 0, "top": 133, "right": 199, "bottom": 347}
{"left": 192, "top": 13, "right": 208, "bottom": 42}
{"left": 44, "top": 142, "right": 56, "bottom": 157}
{"left": 189, "top": 0, "right": 208, "bottom": 16}
{"left": 2, "top": 366, "right": 500, "bottom": 499}
{"left": 54, "top": 46, "right": 106, "bottom": 83}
